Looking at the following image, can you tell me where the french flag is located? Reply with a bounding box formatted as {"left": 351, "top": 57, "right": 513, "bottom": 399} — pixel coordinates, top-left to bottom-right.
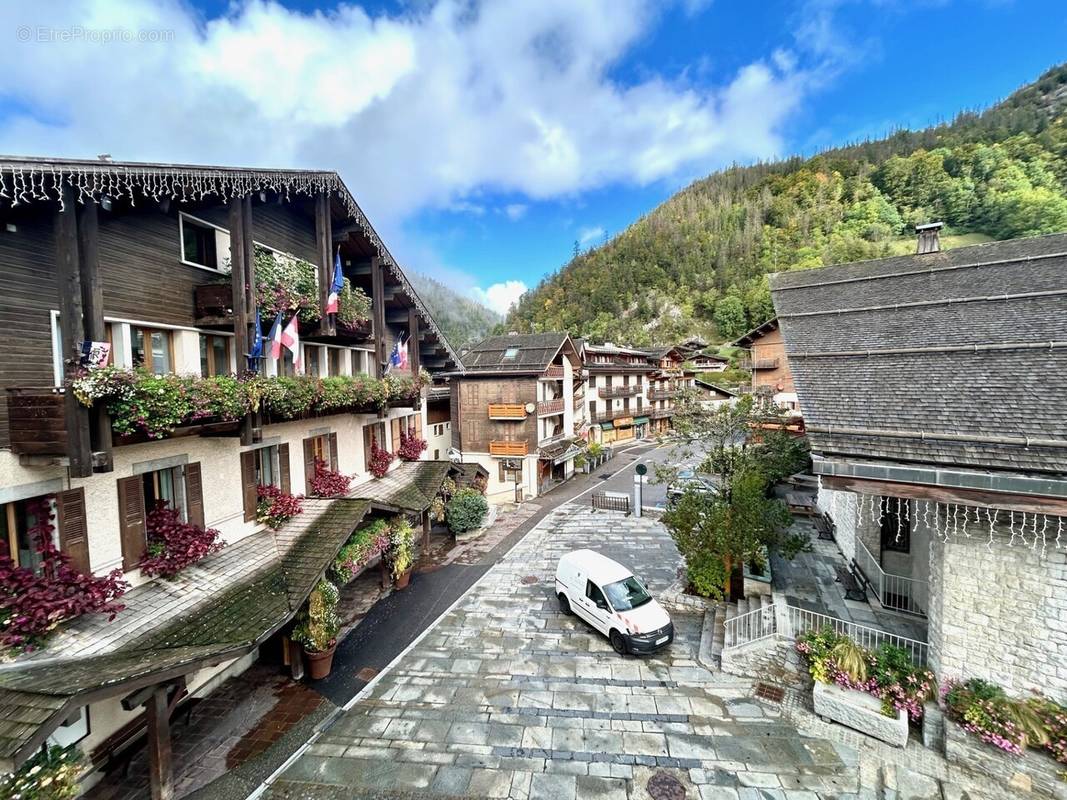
{"left": 281, "top": 313, "right": 302, "bottom": 371}
{"left": 326, "top": 250, "right": 343, "bottom": 314}
{"left": 268, "top": 312, "right": 284, "bottom": 359}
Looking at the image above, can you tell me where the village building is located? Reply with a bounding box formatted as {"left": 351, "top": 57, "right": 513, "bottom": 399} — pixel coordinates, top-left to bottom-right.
{"left": 645, "top": 346, "right": 696, "bottom": 436}
{"left": 448, "top": 333, "right": 583, "bottom": 504}
{"left": 579, "top": 341, "right": 653, "bottom": 445}
{"left": 732, "top": 317, "right": 800, "bottom": 416}
{"left": 692, "top": 378, "right": 738, "bottom": 411}
{"left": 770, "top": 228, "right": 1067, "bottom": 792}
{"left": 0, "top": 156, "right": 468, "bottom": 798}
{"left": 687, "top": 351, "right": 729, "bottom": 372}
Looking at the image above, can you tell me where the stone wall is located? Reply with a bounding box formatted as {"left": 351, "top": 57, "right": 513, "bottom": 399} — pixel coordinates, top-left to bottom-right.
{"left": 945, "top": 719, "right": 1067, "bottom": 800}
{"left": 928, "top": 524, "right": 1067, "bottom": 700}
{"left": 721, "top": 637, "right": 810, "bottom": 688}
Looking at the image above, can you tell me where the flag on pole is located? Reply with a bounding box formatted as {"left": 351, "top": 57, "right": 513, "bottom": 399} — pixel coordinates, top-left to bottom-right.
{"left": 398, "top": 333, "right": 409, "bottom": 371}
{"left": 268, "top": 312, "right": 285, "bottom": 359}
{"left": 326, "top": 248, "right": 343, "bottom": 314}
{"left": 281, "top": 313, "right": 302, "bottom": 371}
{"left": 387, "top": 333, "right": 404, "bottom": 373}
{"left": 247, "top": 308, "right": 263, "bottom": 371}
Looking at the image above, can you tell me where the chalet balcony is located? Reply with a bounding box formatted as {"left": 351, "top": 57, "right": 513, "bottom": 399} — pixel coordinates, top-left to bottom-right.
{"left": 647, "top": 388, "right": 678, "bottom": 401}
{"left": 540, "top": 365, "right": 565, "bottom": 380}
{"left": 489, "top": 440, "right": 529, "bottom": 456}
{"left": 753, "top": 358, "right": 780, "bottom": 370}
{"left": 488, "top": 403, "right": 527, "bottom": 420}
{"left": 193, "top": 284, "right": 372, "bottom": 341}
{"left": 592, "top": 409, "right": 637, "bottom": 424}
{"left": 536, "top": 398, "right": 565, "bottom": 416}
{"left": 649, "top": 408, "right": 675, "bottom": 419}
{"left": 598, "top": 385, "right": 640, "bottom": 399}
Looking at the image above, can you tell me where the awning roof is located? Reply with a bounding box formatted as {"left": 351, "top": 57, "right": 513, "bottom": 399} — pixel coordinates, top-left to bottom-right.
{"left": 352, "top": 460, "right": 453, "bottom": 513}
{"left": 0, "top": 499, "right": 370, "bottom": 770}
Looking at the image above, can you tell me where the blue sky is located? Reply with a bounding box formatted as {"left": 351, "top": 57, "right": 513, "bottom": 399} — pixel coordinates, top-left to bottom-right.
{"left": 1, "top": 1, "right": 1065, "bottom": 313}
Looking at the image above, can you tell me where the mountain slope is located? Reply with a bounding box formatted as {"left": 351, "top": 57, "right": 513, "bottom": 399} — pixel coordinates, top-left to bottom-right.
{"left": 505, "top": 63, "right": 1067, "bottom": 346}
{"left": 409, "top": 272, "right": 501, "bottom": 349}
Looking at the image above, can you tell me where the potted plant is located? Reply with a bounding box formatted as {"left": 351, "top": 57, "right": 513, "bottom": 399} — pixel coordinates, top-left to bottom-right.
{"left": 0, "top": 744, "right": 82, "bottom": 799}
{"left": 292, "top": 578, "right": 341, "bottom": 679}
{"left": 388, "top": 517, "right": 416, "bottom": 589}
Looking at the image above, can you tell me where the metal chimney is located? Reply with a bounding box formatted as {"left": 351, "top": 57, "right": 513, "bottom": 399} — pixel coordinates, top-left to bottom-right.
{"left": 915, "top": 222, "right": 943, "bottom": 255}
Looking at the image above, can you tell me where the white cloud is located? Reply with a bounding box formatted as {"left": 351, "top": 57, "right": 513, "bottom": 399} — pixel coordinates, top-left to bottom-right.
{"left": 503, "top": 203, "right": 528, "bottom": 221}
{"left": 0, "top": 0, "right": 834, "bottom": 245}
{"left": 578, "top": 225, "right": 605, "bottom": 246}
{"left": 471, "top": 280, "right": 528, "bottom": 314}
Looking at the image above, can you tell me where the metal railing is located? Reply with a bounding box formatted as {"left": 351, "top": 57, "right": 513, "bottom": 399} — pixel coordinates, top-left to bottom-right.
{"left": 591, "top": 492, "right": 630, "bottom": 514}
{"left": 853, "top": 538, "right": 928, "bottom": 617}
{"left": 723, "top": 605, "right": 777, "bottom": 649}
{"left": 536, "top": 398, "right": 565, "bottom": 416}
{"left": 598, "top": 385, "right": 640, "bottom": 399}
{"left": 784, "top": 605, "right": 929, "bottom": 666}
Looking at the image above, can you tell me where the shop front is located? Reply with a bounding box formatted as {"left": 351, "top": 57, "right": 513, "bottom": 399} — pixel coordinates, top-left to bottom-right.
{"left": 633, "top": 416, "right": 649, "bottom": 439}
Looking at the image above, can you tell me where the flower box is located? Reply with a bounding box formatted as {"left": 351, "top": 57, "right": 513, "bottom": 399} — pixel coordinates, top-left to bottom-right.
{"left": 814, "top": 681, "right": 909, "bottom": 747}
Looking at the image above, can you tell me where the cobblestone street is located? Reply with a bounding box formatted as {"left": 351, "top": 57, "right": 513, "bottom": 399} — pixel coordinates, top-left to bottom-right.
{"left": 264, "top": 503, "right": 863, "bottom": 799}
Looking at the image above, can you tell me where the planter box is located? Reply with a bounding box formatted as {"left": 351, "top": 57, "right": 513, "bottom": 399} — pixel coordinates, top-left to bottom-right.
{"left": 813, "top": 681, "right": 909, "bottom": 748}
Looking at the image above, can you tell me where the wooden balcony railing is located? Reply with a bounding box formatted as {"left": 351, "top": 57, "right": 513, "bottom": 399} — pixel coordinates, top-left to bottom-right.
{"left": 647, "top": 388, "right": 678, "bottom": 401}
{"left": 598, "top": 385, "right": 640, "bottom": 399}
{"left": 488, "top": 403, "right": 527, "bottom": 420}
{"left": 541, "top": 365, "right": 565, "bottom": 380}
{"left": 536, "top": 398, "right": 565, "bottom": 416}
{"left": 650, "top": 408, "right": 675, "bottom": 419}
{"left": 489, "top": 440, "right": 529, "bottom": 456}
{"left": 753, "top": 358, "right": 780, "bottom": 370}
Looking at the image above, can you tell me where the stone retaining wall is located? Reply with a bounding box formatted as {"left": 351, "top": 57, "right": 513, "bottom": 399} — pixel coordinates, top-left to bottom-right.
{"left": 945, "top": 719, "right": 1067, "bottom": 799}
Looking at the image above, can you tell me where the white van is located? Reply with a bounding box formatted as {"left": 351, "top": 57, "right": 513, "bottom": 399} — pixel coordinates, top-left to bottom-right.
{"left": 554, "top": 549, "right": 673, "bottom": 655}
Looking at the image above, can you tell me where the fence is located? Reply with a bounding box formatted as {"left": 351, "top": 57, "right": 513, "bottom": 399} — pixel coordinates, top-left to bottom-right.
{"left": 853, "top": 538, "right": 928, "bottom": 617}
{"left": 591, "top": 492, "right": 630, "bottom": 514}
{"left": 722, "top": 600, "right": 929, "bottom": 666}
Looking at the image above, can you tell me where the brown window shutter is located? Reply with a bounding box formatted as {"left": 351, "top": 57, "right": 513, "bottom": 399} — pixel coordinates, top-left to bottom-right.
{"left": 328, "top": 432, "right": 339, "bottom": 472}
{"left": 186, "top": 462, "right": 206, "bottom": 528}
{"left": 278, "top": 443, "right": 291, "bottom": 494}
{"left": 55, "top": 487, "right": 91, "bottom": 574}
{"left": 303, "top": 437, "right": 315, "bottom": 494}
{"left": 117, "top": 476, "right": 147, "bottom": 571}
{"left": 240, "top": 451, "right": 257, "bottom": 522}
{"left": 414, "top": 414, "right": 422, "bottom": 438}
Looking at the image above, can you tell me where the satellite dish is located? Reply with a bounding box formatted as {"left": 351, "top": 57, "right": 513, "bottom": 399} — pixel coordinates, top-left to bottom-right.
{"left": 447, "top": 447, "right": 462, "bottom": 462}
{"left": 525, "top": 402, "right": 536, "bottom": 414}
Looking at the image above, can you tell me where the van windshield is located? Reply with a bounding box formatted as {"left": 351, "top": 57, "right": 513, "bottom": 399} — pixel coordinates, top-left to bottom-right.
{"left": 603, "top": 576, "right": 651, "bottom": 611}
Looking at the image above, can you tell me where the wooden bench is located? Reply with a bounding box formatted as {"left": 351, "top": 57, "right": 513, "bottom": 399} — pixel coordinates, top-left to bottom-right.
{"left": 90, "top": 687, "right": 198, "bottom": 777}
{"left": 834, "top": 564, "right": 868, "bottom": 603}
{"left": 785, "top": 491, "right": 817, "bottom": 516}
{"left": 814, "top": 512, "right": 836, "bottom": 541}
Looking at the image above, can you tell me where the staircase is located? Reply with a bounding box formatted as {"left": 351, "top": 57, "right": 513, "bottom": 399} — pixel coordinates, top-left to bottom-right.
{"left": 701, "top": 593, "right": 777, "bottom": 670}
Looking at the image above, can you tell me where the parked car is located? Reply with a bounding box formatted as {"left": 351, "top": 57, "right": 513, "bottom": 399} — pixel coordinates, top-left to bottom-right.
{"left": 555, "top": 549, "right": 673, "bottom": 655}
{"left": 666, "top": 469, "right": 719, "bottom": 508}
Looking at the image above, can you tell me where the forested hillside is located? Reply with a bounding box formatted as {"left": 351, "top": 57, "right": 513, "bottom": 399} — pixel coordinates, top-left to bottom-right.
{"left": 506, "top": 64, "right": 1067, "bottom": 345}
{"left": 409, "top": 272, "right": 501, "bottom": 348}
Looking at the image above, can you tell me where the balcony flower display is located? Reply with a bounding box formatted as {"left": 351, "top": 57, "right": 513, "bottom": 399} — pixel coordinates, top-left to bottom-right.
{"left": 140, "top": 502, "right": 225, "bottom": 578}
{"left": 0, "top": 497, "right": 127, "bottom": 655}
{"left": 256, "top": 485, "right": 304, "bottom": 530}
{"left": 310, "top": 459, "right": 352, "bottom": 498}
{"left": 397, "top": 431, "right": 427, "bottom": 462}
{"left": 331, "top": 519, "right": 391, "bottom": 584}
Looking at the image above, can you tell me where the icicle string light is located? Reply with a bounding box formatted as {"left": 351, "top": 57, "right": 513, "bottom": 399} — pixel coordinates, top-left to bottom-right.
{"left": 0, "top": 159, "right": 455, "bottom": 360}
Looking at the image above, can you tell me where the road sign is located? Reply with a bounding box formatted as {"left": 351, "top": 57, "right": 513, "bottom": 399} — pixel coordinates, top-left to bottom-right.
{"left": 635, "top": 463, "right": 647, "bottom": 476}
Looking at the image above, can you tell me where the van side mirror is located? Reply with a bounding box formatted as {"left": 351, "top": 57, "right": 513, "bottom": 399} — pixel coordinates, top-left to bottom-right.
{"left": 595, "top": 598, "right": 608, "bottom": 610}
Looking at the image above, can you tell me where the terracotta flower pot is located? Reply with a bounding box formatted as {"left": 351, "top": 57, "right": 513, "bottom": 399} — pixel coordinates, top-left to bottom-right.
{"left": 305, "top": 640, "right": 338, "bottom": 680}
{"left": 395, "top": 569, "right": 412, "bottom": 590}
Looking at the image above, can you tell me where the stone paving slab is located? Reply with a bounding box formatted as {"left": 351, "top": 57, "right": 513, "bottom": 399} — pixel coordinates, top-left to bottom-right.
{"left": 265, "top": 503, "right": 866, "bottom": 799}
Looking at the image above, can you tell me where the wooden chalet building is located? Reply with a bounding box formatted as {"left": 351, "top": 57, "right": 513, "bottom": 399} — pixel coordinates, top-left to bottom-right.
{"left": 733, "top": 317, "right": 800, "bottom": 416}
{"left": 0, "top": 156, "right": 462, "bottom": 797}
{"left": 771, "top": 230, "right": 1067, "bottom": 791}
{"left": 449, "top": 333, "right": 582, "bottom": 504}
{"left": 645, "top": 346, "right": 696, "bottom": 436}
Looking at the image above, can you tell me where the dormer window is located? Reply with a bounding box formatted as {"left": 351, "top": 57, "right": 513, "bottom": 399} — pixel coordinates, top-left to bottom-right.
{"left": 503, "top": 347, "right": 519, "bottom": 360}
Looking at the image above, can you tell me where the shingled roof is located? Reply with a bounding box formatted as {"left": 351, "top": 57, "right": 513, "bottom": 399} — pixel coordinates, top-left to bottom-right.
{"left": 769, "top": 232, "right": 1067, "bottom": 476}
{"left": 354, "top": 460, "right": 452, "bottom": 512}
{"left": 461, "top": 333, "right": 577, "bottom": 373}
{"left": 0, "top": 499, "right": 369, "bottom": 770}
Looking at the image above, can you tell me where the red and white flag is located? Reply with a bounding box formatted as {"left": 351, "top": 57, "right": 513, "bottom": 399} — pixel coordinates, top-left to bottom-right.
{"left": 281, "top": 313, "right": 302, "bottom": 371}
{"left": 268, "top": 312, "right": 284, "bottom": 359}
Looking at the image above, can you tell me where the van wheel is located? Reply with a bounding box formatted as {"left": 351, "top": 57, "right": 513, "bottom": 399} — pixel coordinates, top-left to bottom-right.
{"left": 557, "top": 593, "right": 572, "bottom": 615}
{"left": 610, "top": 630, "right": 628, "bottom": 655}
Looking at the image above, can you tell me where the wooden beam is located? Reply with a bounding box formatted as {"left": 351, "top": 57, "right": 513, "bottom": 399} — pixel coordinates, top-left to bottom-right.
{"left": 821, "top": 475, "right": 1067, "bottom": 517}
{"left": 55, "top": 185, "right": 92, "bottom": 479}
{"left": 422, "top": 510, "right": 430, "bottom": 555}
{"left": 385, "top": 309, "right": 410, "bottom": 324}
{"left": 315, "top": 192, "right": 335, "bottom": 336}
{"left": 145, "top": 686, "right": 174, "bottom": 800}
{"left": 348, "top": 261, "right": 373, "bottom": 276}
{"left": 408, "top": 307, "right": 420, "bottom": 375}
{"left": 229, "top": 197, "right": 253, "bottom": 446}
{"left": 76, "top": 200, "right": 112, "bottom": 472}
{"left": 370, "top": 256, "right": 385, "bottom": 377}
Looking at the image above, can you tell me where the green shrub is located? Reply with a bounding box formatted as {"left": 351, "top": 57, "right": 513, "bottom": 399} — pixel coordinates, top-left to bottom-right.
{"left": 686, "top": 551, "right": 728, "bottom": 599}
{"left": 446, "top": 488, "right": 489, "bottom": 533}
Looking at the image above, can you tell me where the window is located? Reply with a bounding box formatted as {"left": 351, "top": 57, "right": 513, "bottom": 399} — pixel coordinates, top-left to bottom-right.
{"left": 131, "top": 327, "right": 173, "bottom": 374}
{"left": 199, "top": 334, "right": 231, "bottom": 377}
{"left": 256, "top": 445, "right": 278, "bottom": 488}
{"left": 181, "top": 216, "right": 220, "bottom": 270}
{"left": 328, "top": 348, "right": 342, "bottom": 376}
{"left": 1, "top": 497, "right": 54, "bottom": 574}
{"left": 588, "top": 375, "right": 596, "bottom": 388}
{"left": 503, "top": 347, "right": 519, "bottom": 360}
{"left": 351, "top": 350, "right": 371, "bottom": 376}
{"left": 604, "top": 576, "right": 651, "bottom": 611}
{"left": 305, "top": 345, "right": 323, "bottom": 377}
{"left": 142, "top": 466, "right": 187, "bottom": 520}
{"left": 309, "top": 435, "right": 330, "bottom": 465}
{"left": 880, "top": 497, "right": 911, "bottom": 553}
{"left": 585, "top": 580, "right": 608, "bottom": 609}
